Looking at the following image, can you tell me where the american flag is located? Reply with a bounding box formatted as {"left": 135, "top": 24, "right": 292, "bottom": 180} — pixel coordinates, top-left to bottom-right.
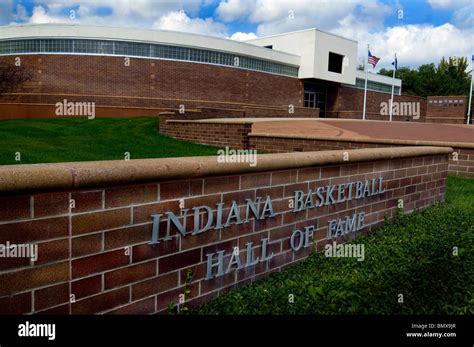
{"left": 368, "top": 50, "right": 380, "bottom": 68}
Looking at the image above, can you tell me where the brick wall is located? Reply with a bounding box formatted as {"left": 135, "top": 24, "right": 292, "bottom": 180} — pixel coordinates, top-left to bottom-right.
{"left": 0, "top": 147, "right": 449, "bottom": 314}
{"left": 243, "top": 105, "right": 319, "bottom": 118}
{"left": 0, "top": 103, "right": 169, "bottom": 119}
{"left": 426, "top": 96, "right": 467, "bottom": 124}
{"left": 0, "top": 54, "right": 303, "bottom": 119}
{"left": 198, "top": 107, "right": 245, "bottom": 119}
{"left": 159, "top": 119, "right": 251, "bottom": 149}
{"left": 249, "top": 135, "right": 474, "bottom": 178}
{"left": 450, "top": 147, "right": 474, "bottom": 177}
{"left": 328, "top": 85, "right": 427, "bottom": 122}
{"left": 158, "top": 116, "right": 474, "bottom": 178}
{"left": 1, "top": 55, "right": 467, "bottom": 125}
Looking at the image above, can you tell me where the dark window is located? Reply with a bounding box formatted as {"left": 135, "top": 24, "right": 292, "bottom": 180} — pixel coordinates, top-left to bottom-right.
{"left": 264, "top": 45, "right": 273, "bottom": 49}
{"left": 328, "top": 52, "right": 343, "bottom": 74}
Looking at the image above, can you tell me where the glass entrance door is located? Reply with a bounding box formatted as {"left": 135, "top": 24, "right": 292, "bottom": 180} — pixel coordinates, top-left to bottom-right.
{"left": 304, "top": 80, "right": 328, "bottom": 117}
{"left": 304, "top": 92, "right": 316, "bottom": 108}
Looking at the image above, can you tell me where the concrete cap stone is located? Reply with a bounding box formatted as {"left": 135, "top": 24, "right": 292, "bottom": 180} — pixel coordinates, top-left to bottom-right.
{"left": 249, "top": 132, "right": 474, "bottom": 149}
{"left": 0, "top": 146, "right": 452, "bottom": 193}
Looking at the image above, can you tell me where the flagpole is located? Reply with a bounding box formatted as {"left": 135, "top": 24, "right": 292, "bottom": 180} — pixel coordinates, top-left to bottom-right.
{"left": 362, "top": 44, "right": 369, "bottom": 120}
{"left": 467, "top": 59, "right": 473, "bottom": 125}
{"left": 389, "top": 53, "right": 397, "bottom": 122}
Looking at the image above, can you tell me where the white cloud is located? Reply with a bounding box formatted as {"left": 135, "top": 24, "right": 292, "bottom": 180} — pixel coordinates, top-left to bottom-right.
{"left": 14, "top": 4, "right": 28, "bottom": 22}
{"left": 29, "top": 5, "right": 65, "bottom": 24}
{"left": 153, "top": 10, "right": 228, "bottom": 37}
{"left": 216, "top": 0, "right": 471, "bottom": 69}
{"left": 452, "top": 4, "right": 474, "bottom": 29}
{"left": 427, "top": 0, "right": 471, "bottom": 9}
{"left": 229, "top": 31, "right": 257, "bottom": 41}
{"left": 25, "top": 0, "right": 207, "bottom": 27}
{"left": 217, "top": 0, "right": 254, "bottom": 22}
{"left": 336, "top": 23, "right": 473, "bottom": 70}
{"left": 217, "top": 0, "right": 392, "bottom": 36}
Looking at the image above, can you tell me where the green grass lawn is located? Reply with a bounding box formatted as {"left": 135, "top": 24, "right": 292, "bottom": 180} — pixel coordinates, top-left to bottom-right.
{"left": 0, "top": 117, "right": 221, "bottom": 165}
{"left": 191, "top": 176, "right": 474, "bottom": 315}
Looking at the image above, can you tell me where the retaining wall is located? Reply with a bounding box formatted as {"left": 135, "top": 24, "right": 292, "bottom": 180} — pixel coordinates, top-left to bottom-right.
{"left": 0, "top": 146, "right": 450, "bottom": 314}
{"left": 249, "top": 134, "right": 474, "bottom": 178}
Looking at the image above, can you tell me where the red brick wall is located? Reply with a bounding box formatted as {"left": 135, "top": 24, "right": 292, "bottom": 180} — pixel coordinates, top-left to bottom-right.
{"left": 0, "top": 103, "right": 169, "bottom": 119}
{"left": 243, "top": 105, "right": 319, "bottom": 118}
{"left": 159, "top": 116, "right": 473, "bottom": 178}
{"left": 0, "top": 151, "right": 448, "bottom": 314}
{"left": 0, "top": 54, "right": 303, "bottom": 119}
{"left": 426, "top": 96, "right": 467, "bottom": 124}
{"left": 160, "top": 119, "right": 251, "bottom": 149}
{"left": 328, "top": 85, "right": 427, "bottom": 122}
{"left": 450, "top": 148, "right": 474, "bottom": 177}
{"left": 249, "top": 135, "right": 474, "bottom": 178}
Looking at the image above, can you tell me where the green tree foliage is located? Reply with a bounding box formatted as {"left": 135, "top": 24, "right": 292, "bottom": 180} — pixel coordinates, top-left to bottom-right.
{"left": 378, "top": 56, "right": 471, "bottom": 97}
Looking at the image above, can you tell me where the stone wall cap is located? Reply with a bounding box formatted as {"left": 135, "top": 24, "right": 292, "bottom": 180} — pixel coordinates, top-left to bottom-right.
{"left": 197, "top": 106, "right": 244, "bottom": 112}
{"left": 169, "top": 118, "right": 317, "bottom": 124}
{"left": 0, "top": 146, "right": 452, "bottom": 193}
{"left": 249, "top": 132, "right": 474, "bottom": 149}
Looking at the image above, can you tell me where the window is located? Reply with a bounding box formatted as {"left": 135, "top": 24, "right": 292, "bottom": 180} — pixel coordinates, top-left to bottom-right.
{"left": 304, "top": 92, "right": 316, "bottom": 108}
{"left": 0, "top": 38, "right": 298, "bottom": 77}
{"left": 264, "top": 45, "right": 273, "bottom": 49}
{"left": 354, "top": 78, "right": 400, "bottom": 95}
{"left": 328, "top": 52, "right": 344, "bottom": 74}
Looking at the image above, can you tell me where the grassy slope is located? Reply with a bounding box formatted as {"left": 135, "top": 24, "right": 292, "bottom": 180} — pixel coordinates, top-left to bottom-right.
{"left": 193, "top": 176, "right": 474, "bottom": 314}
{"left": 0, "top": 117, "right": 220, "bottom": 164}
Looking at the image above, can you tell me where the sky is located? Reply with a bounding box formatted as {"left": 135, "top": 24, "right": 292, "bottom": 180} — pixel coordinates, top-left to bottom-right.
{"left": 0, "top": 0, "right": 472, "bottom": 71}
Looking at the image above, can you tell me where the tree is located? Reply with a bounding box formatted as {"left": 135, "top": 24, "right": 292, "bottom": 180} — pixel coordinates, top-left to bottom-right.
{"left": 414, "top": 64, "right": 438, "bottom": 96}
{"left": 377, "top": 57, "right": 471, "bottom": 97}
{"left": 437, "top": 56, "right": 470, "bottom": 96}
{"left": 0, "top": 61, "right": 32, "bottom": 95}
{"left": 378, "top": 66, "right": 418, "bottom": 95}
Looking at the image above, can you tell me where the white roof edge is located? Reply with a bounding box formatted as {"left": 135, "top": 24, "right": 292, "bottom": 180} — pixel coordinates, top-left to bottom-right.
{"left": 0, "top": 23, "right": 301, "bottom": 66}
{"left": 245, "top": 27, "right": 358, "bottom": 44}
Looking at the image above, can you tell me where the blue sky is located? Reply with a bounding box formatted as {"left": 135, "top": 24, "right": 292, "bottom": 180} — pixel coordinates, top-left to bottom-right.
{"left": 1, "top": 0, "right": 472, "bottom": 70}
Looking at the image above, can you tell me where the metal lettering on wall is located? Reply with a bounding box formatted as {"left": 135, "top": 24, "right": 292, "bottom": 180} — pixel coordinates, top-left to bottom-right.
{"left": 149, "top": 178, "right": 385, "bottom": 279}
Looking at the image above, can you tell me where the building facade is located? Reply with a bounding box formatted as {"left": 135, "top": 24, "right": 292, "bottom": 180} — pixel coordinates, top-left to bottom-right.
{"left": 0, "top": 24, "right": 465, "bottom": 122}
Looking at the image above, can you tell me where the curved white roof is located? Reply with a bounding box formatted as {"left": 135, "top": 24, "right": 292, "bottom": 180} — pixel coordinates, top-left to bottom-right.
{"left": 0, "top": 24, "right": 300, "bottom": 67}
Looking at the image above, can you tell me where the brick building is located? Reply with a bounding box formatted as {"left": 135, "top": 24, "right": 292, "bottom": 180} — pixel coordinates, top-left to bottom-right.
{"left": 0, "top": 24, "right": 467, "bottom": 123}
